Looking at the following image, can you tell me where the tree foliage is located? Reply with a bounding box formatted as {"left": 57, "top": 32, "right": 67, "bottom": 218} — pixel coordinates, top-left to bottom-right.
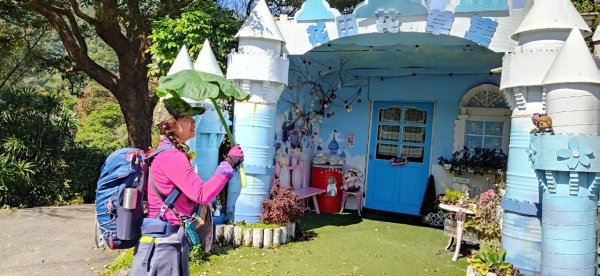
{"left": 218, "top": 0, "right": 362, "bottom": 17}
{"left": 148, "top": 1, "right": 241, "bottom": 78}
{"left": 3, "top": 0, "right": 201, "bottom": 149}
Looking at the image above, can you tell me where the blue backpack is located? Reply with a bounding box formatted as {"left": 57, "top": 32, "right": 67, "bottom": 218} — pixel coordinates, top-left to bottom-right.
{"left": 95, "top": 145, "right": 172, "bottom": 249}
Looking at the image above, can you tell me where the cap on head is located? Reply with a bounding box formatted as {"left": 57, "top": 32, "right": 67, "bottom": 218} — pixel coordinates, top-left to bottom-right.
{"left": 153, "top": 94, "right": 205, "bottom": 124}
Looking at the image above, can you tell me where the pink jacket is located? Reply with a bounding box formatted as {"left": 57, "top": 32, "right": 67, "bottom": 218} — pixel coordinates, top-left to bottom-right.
{"left": 147, "top": 141, "right": 231, "bottom": 226}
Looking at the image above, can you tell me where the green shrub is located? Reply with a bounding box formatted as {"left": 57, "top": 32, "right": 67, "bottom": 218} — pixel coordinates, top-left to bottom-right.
{"left": 0, "top": 87, "right": 77, "bottom": 207}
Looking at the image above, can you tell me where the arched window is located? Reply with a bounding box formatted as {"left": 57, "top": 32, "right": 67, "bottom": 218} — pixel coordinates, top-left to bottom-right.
{"left": 452, "top": 84, "right": 511, "bottom": 152}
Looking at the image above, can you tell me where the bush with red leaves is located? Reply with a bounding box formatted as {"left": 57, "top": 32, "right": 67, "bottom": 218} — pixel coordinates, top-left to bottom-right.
{"left": 261, "top": 181, "right": 305, "bottom": 225}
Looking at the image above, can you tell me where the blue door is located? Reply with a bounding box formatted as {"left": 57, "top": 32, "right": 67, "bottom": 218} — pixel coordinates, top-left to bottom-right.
{"left": 365, "top": 101, "right": 433, "bottom": 215}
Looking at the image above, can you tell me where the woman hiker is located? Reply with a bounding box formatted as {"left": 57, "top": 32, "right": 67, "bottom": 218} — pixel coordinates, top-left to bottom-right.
{"left": 131, "top": 98, "right": 243, "bottom": 276}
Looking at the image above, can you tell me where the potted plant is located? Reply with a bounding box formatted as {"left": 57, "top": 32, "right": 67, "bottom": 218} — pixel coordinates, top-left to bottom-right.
{"left": 465, "top": 189, "right": 502, "bottom": 248}
{"left": 467, "top": 245, "right": 523, "bottom": 276}
{"left": 438, "top": 147, "right": 508, "bottom": 183}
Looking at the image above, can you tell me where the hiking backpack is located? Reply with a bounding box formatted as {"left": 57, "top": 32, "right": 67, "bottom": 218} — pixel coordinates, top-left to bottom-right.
{"left": 95, "top": 145, "right": 171, "bottom": 250}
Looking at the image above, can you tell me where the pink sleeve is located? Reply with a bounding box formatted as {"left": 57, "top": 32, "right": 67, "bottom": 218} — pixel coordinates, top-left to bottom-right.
{"left": 161, "top": 151, "right": 230, "bottom": 205}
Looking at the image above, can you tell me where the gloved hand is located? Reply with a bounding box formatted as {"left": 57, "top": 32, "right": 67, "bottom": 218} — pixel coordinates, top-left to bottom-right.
{"left": 225, "top": 144, "right": 244, "bottom": 169}
{"left": 216, "top": 161, "right": 234, "bottom": 179}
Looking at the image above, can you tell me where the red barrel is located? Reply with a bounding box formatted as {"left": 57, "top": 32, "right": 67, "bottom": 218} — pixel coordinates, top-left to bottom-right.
{"left": 311, "top": 165, "right": 343, "bottom": 213}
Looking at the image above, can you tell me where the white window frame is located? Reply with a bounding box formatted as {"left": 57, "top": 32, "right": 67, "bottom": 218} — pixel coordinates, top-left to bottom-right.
{"left": 452, "top": 84, "right": 511, "bottom": 153}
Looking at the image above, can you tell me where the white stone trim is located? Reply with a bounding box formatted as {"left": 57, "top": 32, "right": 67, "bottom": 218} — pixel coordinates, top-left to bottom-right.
{"left": 452, "top": 84, "right": 511, "bottom": 152}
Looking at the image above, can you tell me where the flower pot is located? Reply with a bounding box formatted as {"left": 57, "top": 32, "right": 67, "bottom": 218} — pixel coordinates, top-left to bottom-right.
{"left": 580, "top": 12, "right": 599, "bottom": 28}
{"left": 467, "top": 265, "right": 497, "bottom": 276}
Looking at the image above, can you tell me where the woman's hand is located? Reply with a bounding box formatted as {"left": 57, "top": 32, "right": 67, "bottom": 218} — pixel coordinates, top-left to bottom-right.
{"left": 226, "top": 144, "right": 244, "bottom": 169}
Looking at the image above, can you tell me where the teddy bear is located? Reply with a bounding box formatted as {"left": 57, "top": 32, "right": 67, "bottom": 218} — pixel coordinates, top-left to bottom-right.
{"left": 530, "top": 113, "right": 555, "bottom": 135}
{"left": 326, "top": 176, "right": 338, "bottom": 196}
{"left": 341, "top": 168, "right": 363, "bottom": 193}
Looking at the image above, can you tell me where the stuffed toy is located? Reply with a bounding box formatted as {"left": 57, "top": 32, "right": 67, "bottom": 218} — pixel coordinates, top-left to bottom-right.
{"left": 530, "top": 113, "right": 555, "bottom": 135}
{"left": 326, "top": 176, "right": 338, "bottom": 196}
{"left": 341, "top": 168, "right": 363, "bottom": 193}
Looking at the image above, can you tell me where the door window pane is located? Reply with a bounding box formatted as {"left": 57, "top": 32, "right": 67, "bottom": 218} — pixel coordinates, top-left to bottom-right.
{"left": 379, "top": 107, "right": 401, "bottom": 122}
{"left": 376, "top": 143, "right": 398, "bottom": 160}
{"left": 402, "top": 126, "right": 426, "bottom": 143}
{"left": 401, "top": 146, "right": 424, "bottom": 163}
{"left": 378, "top": 125, "right": 400, "bottom": 141}
{"left": 404, "top": 107, "right": 427, "bottom": 124}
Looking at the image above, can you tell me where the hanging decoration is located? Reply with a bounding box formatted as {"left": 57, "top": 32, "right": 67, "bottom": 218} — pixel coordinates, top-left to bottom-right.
{"left": 307, "top": 21, "right": 330, "bottom": 46}
{"left": 280, "top": 58, "right": 365, "bottom": 141}
{"left": 464, "top": 15, "right": 498, "bottom": 47}
{"left": 336, "top": 14, "right": 359, "bottom": 38}
{"left": 376, "top": 10, "right": 400, "bottom": 33}
{"left": 426, "top": 9, "right": 455, "bottom": 35}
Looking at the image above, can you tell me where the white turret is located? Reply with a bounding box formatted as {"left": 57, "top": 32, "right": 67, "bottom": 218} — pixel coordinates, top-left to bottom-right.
{"left": 167, "top": 45, "right": 194, "bottom": 76}
{"left": 226, "top": 0, "right": 290, "bottom": 224}
{"left": 498, "top": 1, "right": 592, "bottom": 274}
{"left": 192, "top": 40, "right": 229, "bottom": 181}
{"left": 194, "top": 39, "right": 224, "bottom": 76}
{"left": 593, "top": 27, "right": 600, "bottom": 60}
{"left": 502, "top": 0, "right": 591, "bottom": 95}
{"left": 543, "top": 28, "right": 600, "bottom": 134}
{"left": 227, "top": 0, "right": 289, "bottom": 104}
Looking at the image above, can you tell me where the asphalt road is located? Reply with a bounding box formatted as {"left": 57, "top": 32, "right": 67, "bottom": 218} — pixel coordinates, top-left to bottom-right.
{"left": 0, "top": 204, "right": 121, "bottom": 276}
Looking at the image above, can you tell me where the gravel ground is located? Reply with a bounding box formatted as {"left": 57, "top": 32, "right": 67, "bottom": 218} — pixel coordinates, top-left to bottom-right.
{"left": 0, "top": 204, "right": 121, "bottom": 276}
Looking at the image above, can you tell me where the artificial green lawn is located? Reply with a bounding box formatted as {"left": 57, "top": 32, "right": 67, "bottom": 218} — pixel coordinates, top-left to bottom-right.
{"left": 189, "top": 211, "right": 468, "bottom": 275}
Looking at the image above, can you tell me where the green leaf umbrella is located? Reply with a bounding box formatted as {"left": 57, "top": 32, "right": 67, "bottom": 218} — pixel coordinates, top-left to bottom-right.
{"left": 157, "top": 69, "right": 250, "bottom": 187}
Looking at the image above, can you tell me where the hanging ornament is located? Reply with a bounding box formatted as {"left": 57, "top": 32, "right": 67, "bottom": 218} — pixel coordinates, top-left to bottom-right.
{"left": 357, "top": 99, "right": 362, "bottom": 103}
{"left": 331, "top": 112, "right": 335, "bottom": 117}
{"left": 301, "top": 127, "right": 307, "bottom": 135}
{"left": 345, "top": 105, "right": 352, "bottom": 112}
{"left": 295, "top": 108, "right": 301, "bottom": 115}
{"left": 331, "top": 93, "right": 337, "bottom": 100}
{"left": 326, "top": 113, "right": 331, "bottom": 118}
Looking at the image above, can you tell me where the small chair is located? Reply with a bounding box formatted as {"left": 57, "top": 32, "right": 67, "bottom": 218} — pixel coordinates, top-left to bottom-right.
{"left": 339, "top": 189, "right": 363, "bottom": 216}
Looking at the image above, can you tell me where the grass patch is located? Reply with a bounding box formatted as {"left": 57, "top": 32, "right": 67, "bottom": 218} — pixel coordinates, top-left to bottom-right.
{"left": 190, "top": 212, "right": 468, "bottom": 275}
{"left": 236, "top": 222, "right": 283, "bottom": 229}
{"left": 103, "top": 249, "right": 134, "bottom": 275}
{"left": 103, "top": 212, "right": 469, "bottom": 275}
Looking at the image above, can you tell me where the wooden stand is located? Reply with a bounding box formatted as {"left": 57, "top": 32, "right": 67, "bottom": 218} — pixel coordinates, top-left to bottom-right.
{"left": 439, "top": 203, "right": 475, "bottom": 261}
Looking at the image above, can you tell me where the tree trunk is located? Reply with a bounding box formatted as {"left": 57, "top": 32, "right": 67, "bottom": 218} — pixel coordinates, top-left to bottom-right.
{"left": 112, "top": 43, "right": 155, "bottom": 149}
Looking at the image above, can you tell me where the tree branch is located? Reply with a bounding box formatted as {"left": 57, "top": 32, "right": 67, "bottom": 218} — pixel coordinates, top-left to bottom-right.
{"left": 23, "top": 0, "right": 118, "bottom": 91}
{"left": 68, "top": 0, "right": 97, "bottom": 26}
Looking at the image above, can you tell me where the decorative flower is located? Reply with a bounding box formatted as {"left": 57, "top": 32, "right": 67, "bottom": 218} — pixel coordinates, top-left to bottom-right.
{"left": 526, "top": 143, "right": 537, "bottom": 164}
{"left": 187, "top": 151, "right": 196, "bottom": 161}
{"left": 557, "top": 138, "right": 593, "bottom": 170}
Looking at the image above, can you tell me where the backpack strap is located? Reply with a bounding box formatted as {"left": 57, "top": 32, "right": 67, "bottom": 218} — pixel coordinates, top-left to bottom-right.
{"left": 145, "top": 143, "right": 183, "bottom": 221}
{"left": 149, "top": 171, "right": 181, "bottom": 220}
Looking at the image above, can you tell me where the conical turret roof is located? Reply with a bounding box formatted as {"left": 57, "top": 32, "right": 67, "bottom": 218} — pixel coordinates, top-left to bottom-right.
{"left": 167, "top": 45, "right": 193, "bottom": 76}
{"left": 593, "top": 26, "right": 600, "bottom": 43}
{"left": 543, "top": 28, "right": 600, "bottom": 85}
{"left": 512, "top": 0, "right": 591, "bottom": 40}
{"left": 194, "top": 39, "right": 224, "bottom": 76}
{"left": 234, "top": 0, "right": 285, "bottom": 44}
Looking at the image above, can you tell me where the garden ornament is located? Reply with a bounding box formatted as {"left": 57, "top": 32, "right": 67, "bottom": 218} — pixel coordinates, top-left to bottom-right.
{"left": 530, "top": 113, "right": 554, "bottom": 135}
{"left": 341, "top": 168, "right": 363, "bottom": 193}
{"left": 326, "top": 176, "right": 337, "bottom": 197}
